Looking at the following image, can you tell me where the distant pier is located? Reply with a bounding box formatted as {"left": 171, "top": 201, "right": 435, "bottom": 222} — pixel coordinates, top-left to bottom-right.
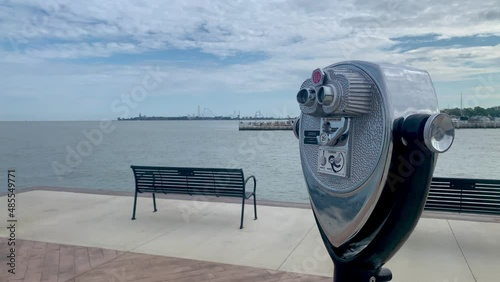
{"left": 238, "top": 120, "right": 500, "bottom": 130}
{"left": 454, "top": 121, "right": 500, "bottom": 129}
{"left": 239, "top": 120, "right": 294, "bottom": 130}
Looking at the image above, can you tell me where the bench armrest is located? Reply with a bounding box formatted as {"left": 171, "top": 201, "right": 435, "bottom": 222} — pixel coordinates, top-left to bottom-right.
{"left": 244, "top": 175, "right": 257, "bottom": 195}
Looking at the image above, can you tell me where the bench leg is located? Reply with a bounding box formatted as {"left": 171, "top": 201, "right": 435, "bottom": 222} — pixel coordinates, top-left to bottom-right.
{"left": 253, "top": 194, "right": 258, "bottom": 220}
{"left": 152, "top": 193, "right": 157, "bottom": 212}
{"left": 132, "top": 190, "right": 138, "bottom": 220}
{"left": 240, "top": 196, "right": 245, "bottom": 229}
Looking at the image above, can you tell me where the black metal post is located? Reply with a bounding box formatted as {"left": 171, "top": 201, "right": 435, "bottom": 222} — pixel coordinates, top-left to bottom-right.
{"left": 240, "top": 195, "right": 245, "bottom": 229}
{"left": 253, "top": 195, "right": 257, "bottom": 220}
{"left": 152, "top": 193, "right": 157, "bottom": 212}
{"left": 333, "top": 266, "right": 392, "bottom": 282}
{"left": 132, "top": 190, "right": 138, "bottom": 220}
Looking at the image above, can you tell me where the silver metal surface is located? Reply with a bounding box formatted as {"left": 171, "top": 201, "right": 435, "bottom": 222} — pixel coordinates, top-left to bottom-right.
{"left": 298, "top": 79, "right": 327, "bottom": 117}
{"left": 317, "top": 84, "right": 338, "bottom": 106}
{"left": 297, "top": 61, "right": 440, "bottom": 247}
{"left": 293, "top": 117, "right": 300, "bottom": 139}
{"left": 322, "top": 68, "right": 372, "bottom": 116}
{"left": 297, "top": 88, "right": 316, "bottom": 107}
{"left": 424, "top": 113, "right": 455, "bottom": 153}
{"left": 318, "top": 117, "right": 349, "bottom": 147}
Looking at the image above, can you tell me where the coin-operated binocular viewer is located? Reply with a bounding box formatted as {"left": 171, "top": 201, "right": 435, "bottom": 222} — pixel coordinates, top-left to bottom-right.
{"left": 293, "top": 61, "right": 455, "bottom": 282}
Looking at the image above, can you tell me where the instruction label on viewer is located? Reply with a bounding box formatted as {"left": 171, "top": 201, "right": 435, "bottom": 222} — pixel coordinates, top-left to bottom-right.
{"left": 318, "top": 148, "right": 347, "bottom": 177}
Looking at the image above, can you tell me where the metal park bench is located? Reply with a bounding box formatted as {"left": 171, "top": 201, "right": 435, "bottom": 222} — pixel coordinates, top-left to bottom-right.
{"left": 131, "top": 165, "right": 257, "bottom": 229}
{"left": 425, "top": 177, "right": 500, "bottom": 216}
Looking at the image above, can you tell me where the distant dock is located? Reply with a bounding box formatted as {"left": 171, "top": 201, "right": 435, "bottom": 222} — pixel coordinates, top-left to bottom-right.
{"left": 454, "top": 121, "right": 500, "bottom": 129}
{"left": 239, "top": 119, "right": 294, "bottom": 130}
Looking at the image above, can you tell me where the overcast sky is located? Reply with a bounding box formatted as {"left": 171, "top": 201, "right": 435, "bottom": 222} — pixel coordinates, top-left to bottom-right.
{"left": 1, "top": 0, "right": 499, "bottom": 121}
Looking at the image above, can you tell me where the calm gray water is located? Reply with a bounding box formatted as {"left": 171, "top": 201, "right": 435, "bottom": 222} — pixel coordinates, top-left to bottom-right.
{"left": 0, "top": 121, "right": 498, "bottom": 203}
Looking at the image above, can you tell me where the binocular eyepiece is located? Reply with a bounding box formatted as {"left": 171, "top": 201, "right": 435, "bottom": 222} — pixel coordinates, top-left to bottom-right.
{"left": 294, "top": 61, "right": 454, "bottom": 282}
{"left": 296, "top": 68, "right": 372, "bottom": 117}
{"left": 296, "top": 88, "right": 316, "bottom": 107}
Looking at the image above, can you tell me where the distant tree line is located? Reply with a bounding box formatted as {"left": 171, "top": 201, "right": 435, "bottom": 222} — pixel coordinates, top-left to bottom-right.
{"left": 441, "top": 106, "right": 500, "bottom": 118}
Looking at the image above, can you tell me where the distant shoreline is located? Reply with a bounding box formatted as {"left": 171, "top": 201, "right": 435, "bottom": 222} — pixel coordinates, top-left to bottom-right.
{"left": 117, "top": 116, "right": 295, "bottom": 121}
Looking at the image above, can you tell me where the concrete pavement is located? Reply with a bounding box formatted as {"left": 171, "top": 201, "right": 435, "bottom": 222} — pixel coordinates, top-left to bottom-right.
{"left": 1, "top": 190, "right": 499, "bottom": 282}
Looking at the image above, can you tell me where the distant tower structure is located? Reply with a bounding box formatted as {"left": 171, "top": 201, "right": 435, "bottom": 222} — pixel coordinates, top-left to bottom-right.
{"left": 197, "top": 106, "right": 201, "bottom": 117}
{"left": 203, "top": 108, "right": 215, "bottom": 117}
{"left": 255, "top": 110, "right": 263, "bottom": 119}
{"left": 460, "top": 93, "right": 463, "bottom": 117}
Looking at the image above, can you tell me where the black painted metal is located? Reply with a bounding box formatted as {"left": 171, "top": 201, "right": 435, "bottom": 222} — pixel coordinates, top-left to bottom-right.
{"left": 130, "top": 165, "right": 257, "bottom": 229}
{"left": 426, "top": 177, "right": 500, "bottom": 215}
{"left": 311, "top": 116, "right": 438, "bottom": 282}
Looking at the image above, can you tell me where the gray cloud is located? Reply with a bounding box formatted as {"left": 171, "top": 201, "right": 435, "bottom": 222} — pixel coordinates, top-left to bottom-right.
{"left": 479, "top": 10, "right": 500, "bottom": 21}
{"left": 1, "top": 0, "right": 499, "bottom": 118}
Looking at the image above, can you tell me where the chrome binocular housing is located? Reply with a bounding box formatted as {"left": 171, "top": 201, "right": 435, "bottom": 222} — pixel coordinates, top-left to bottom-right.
{"left": 294, "top": 61, "right": 454, "bottom": 282}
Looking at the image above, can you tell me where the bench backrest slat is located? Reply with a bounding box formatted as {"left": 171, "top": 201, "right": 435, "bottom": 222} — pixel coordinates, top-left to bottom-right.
{"left": 131, "top": 165, "right": 245, "bottom": 197}
{"left": 426, "top": 177, "right": 500, "bottom": 215}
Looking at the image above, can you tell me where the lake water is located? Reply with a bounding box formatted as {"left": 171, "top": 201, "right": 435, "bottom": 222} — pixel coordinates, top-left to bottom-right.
{"left": 1, "top": 121, "right": 499, "bottom": 203}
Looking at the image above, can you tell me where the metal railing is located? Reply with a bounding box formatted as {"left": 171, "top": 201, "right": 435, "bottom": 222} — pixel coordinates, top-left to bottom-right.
{"left": 426, "top": 177, "right": 500, "bottom": 215}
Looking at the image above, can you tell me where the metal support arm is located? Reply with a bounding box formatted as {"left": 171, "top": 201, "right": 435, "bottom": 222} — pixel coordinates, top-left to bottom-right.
{"left": 240, "top": 175, "right": 258, "bottom": 229}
